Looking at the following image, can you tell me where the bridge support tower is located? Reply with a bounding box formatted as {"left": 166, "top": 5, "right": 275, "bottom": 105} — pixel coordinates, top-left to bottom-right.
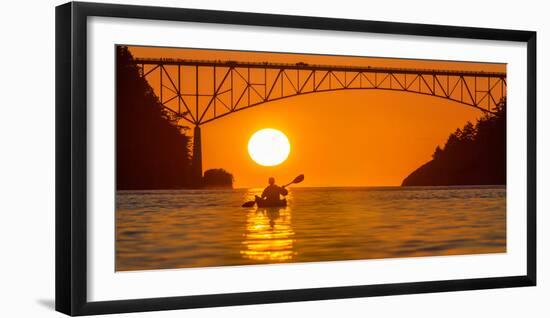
{"left": 191, "top": 125, "right": 203, "bottom": 188}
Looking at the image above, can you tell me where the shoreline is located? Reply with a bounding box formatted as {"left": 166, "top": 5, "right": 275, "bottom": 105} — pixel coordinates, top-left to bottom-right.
{"left": 116, "top": 184, "right": 507, "bottom": 192}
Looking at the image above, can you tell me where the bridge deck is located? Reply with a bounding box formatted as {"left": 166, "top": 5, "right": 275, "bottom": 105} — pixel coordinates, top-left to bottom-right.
{"left": 133, "top": 58, "right": 506, "bottom": 78}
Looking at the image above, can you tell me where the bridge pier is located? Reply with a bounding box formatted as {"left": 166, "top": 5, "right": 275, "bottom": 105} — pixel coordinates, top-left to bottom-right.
{"left": 191, "top": 125, "right": 203, "bottom": 188}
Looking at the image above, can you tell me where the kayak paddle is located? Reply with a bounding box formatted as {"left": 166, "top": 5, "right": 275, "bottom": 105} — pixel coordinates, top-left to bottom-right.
{"left": 241, "top": 200, "right": 256, "bottom": 208}
{"left": 283, "top": 174, "right": 305, "bottom": 187}
{"left": 241, "top": 174, "right": 305, "bottom": 207}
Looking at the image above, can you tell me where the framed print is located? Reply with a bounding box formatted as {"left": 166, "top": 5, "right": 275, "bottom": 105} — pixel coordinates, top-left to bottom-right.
{"left": 55, "top": 1, "right": 536, "bottom": 316}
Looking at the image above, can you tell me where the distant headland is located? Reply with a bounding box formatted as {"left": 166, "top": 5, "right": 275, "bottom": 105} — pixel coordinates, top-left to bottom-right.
{"left": 202, "top": 169, "right": 234, "bottom": 189}
{"left": 402, "top": 99, "right": 506, "bottom": 186}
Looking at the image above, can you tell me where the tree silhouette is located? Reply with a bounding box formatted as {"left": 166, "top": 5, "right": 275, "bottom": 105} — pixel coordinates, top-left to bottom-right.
{"left": 116, "top": 46, "right": 192, "bottom": 189}
{"left": 402, "top": 98, "right": 506, "bottom": 186}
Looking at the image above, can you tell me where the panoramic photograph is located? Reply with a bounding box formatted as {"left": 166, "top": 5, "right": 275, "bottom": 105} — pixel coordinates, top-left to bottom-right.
{"left": 115, "top": 45, "right": 507, "bottom": 271}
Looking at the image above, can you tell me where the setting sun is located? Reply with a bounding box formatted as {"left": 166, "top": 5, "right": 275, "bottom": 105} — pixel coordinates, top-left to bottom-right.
{"left": 248, "top": 129, "right": 290, "bottom": 166}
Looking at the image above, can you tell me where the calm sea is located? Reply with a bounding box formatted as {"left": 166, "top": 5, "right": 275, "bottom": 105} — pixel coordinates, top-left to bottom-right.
{"left": 116, "top": 186, "right": 506, "bottom": 271}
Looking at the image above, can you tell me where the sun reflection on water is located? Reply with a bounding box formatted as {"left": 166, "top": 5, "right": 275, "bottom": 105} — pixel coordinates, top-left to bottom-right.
{"left": 241, "top": 190, "right": 296, "bottom": 262}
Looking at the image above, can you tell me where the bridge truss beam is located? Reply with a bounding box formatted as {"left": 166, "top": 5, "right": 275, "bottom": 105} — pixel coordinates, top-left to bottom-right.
{"left": 135, "top": 58, "right": 507, "bottom": 127}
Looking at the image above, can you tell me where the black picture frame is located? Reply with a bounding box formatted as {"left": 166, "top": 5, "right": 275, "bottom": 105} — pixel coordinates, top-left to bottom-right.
{"left": 55, "top": 1, "right": 536, "bottom": 316}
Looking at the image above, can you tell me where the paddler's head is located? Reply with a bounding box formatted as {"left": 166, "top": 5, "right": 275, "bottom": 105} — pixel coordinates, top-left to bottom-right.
{"left": 268, "top": 177, "right": 275, "bottom": 185}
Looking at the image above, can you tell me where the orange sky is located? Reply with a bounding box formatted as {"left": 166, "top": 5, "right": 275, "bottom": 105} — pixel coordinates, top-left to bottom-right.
{"left": 127, "top": 46, "right": 506, "bottom": 188}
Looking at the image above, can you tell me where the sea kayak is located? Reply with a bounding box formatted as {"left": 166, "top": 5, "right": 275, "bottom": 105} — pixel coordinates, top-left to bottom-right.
{"left": 255, "top": 197, "right": 287, "bottom": 208}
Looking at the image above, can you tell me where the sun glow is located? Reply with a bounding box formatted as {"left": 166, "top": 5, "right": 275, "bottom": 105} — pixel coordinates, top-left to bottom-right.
{"left": 248, "top": 129, "right": 290, "bottom": 166}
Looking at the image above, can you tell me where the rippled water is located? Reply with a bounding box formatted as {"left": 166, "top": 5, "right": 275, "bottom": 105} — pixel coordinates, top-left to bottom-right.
{"left": 116, "top": 186, "right": 506, "bottom": 271}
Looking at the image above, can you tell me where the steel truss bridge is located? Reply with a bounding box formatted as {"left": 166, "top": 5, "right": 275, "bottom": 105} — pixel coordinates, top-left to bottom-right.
{"left": 134, "top": 58, "right": 507, "bottom": 185}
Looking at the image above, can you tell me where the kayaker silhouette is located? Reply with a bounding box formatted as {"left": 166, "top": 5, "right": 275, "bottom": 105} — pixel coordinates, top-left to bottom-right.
{"left": 242, "top": 175, "right": 304, "bottom": 208}
{"left": 255, "top": 177, "right": 288, "bottom": 207}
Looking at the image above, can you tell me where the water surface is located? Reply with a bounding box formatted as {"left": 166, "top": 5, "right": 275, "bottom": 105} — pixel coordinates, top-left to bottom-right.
{"left": 116, "top": 186, "right": 506, "bottom": 271}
